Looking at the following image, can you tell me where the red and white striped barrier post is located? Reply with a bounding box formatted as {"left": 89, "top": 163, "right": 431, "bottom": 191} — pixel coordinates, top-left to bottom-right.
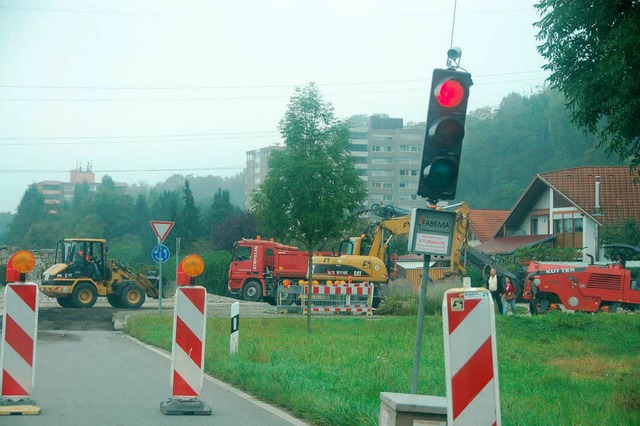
{"left": 443, "top": 287, "right": 501, "bottom": 425}
{"left": 0, "top": 250, "right": 40, "bottom": 415}
{"left": 230, "top": 302, "right": 239, "bottom": 355}
{"left": 161, "top": 255, "right": 211, "bottom": 416}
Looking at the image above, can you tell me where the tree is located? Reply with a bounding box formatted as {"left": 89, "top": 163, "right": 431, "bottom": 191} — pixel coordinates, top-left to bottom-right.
{"left": 251, "top": 82, "right": 367, "bottom": 332}
{"left": 535, "top": 1, "right": 640, "bottom": 167}
{"left": 208, "top": 188, "right": 235, "bottom": 231}
{"left": 94, "top": 175, "right": 135, "bottom": 239}
{"left": 7, "top": 185, "right": 47, "bottom": 246}
{"left": 178, "top": 179, "right": 200, "bottom": 251}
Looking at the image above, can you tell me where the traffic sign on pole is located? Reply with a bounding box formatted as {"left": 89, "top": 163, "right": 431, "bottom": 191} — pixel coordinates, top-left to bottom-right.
{"left": 150, "top": 221, "right": 175, "bottom": 243}
{"left": 151, "top": 245, "right": 171, "bottom": 264}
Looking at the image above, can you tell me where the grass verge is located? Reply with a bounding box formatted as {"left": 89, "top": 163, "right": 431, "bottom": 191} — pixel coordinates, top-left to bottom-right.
{"left": 126, "top": 312, "right": 640, "bottom": 426}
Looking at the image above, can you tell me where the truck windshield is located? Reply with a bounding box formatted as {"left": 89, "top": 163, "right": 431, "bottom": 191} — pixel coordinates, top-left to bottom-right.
{"left": 234, "top": 246, "right": 252, "bottom": 262}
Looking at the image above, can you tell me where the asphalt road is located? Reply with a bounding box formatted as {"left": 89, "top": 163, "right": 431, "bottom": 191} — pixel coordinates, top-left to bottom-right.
{"left": 0, "top": 297, "right": 306, "bottom": 426}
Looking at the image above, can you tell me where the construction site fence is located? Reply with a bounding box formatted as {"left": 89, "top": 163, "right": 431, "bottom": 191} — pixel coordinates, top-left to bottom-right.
{"left": 400, "top": 267, "right": 451, "bottom": 293}
{"left": 277, "top": 282, "right": 374, "bottom": 316}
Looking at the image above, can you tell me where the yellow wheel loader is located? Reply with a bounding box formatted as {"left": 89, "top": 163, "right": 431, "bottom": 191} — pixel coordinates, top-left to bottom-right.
{"left": 41, "top": 238, "right": 167, "bottom": 309}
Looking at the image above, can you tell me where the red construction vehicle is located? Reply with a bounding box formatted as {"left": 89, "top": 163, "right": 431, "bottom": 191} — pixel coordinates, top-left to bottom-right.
{"left": 227, "top": 236, "right": 389, "bottom": 305}
{"left": 227, "top": 238, "right": 309, "bottom": 303}
{"left": 524, "top": 244, "right": 640, "bottom": 313}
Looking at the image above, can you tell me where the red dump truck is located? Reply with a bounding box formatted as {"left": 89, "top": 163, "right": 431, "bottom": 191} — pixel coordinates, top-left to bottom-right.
{"left": 227, "top": 238, "right": 309, "bottom": 304}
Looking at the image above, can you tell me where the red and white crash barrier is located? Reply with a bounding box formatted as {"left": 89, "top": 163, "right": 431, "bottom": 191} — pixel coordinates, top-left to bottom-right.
{"left": 443, "top": 287, "right": 501, "bottom": 425}
{"left": 1, "top": 282, "right": 39, "bottom": 398}
{"left": 169, "top": 285, "right": 207, "bottom": 398}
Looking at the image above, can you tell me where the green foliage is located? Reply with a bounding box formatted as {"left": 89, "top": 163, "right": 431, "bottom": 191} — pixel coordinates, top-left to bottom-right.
{"left": 458, "top": 88, "right": 622, "bottom": 209}
{"left": 600, "top": 218, "right": 640, "bottom": 261}
{"left": 0, "top": 212, "right": 12, "bottom": 244}
{"left": 535, "top": 1, "right": 640, "bottom": 168}
{"left": 7, "top": 184, "right": 47, "bottom": 246}
{"left": 252, "top": 83, "right": 368, "bottom": 332}
{"left": 198, "top": 250, "right": 232, "bottom": 295}
{"left": 251, "top": 83, "right": 367, "bottom": 250}
{"left": 178, "top": 179, "right": 200, "bottom": 251}
{"left": 127, "top": 313, "right": 640, "bottom": 426}
{"left": 514, "top": 244, "right": 582, "bottom": 262}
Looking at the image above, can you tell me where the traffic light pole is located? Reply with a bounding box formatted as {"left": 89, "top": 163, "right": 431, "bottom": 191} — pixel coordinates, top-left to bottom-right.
{"left": 411, "top": 253, "right": 431, "bottom": 394}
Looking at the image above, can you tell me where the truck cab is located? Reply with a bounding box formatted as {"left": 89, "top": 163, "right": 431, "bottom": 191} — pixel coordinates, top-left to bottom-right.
{"left": 228, "top": 238, "right": 308, "bottom": 303}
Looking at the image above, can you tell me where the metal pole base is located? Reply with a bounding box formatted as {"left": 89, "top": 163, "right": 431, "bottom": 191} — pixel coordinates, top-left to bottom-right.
{"left": 0, "top": 397, "right": 41, "bottom": 415}
{"left": 160, "top": 397, "right": 212, "bottom": 415}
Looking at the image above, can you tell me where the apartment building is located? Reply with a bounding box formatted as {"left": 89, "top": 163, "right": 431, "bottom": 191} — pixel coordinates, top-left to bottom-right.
{"left": 245, "top": 116, "right": 427, "bottom": 211}
{"left": 36, "top": 165, "right": 98, "bottom": 206}
{"left": 35, "top": 164, "right": 126, "bottom": 209}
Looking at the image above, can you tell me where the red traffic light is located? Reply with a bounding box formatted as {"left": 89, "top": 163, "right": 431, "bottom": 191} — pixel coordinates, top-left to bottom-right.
{"left": 435, "top": 79, "right": 466, "bottom": 108}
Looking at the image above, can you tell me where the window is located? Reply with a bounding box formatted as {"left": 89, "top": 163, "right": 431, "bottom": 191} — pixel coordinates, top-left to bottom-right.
{"left": 554, "top": 217, "right": 584, "bottom": 233}
{"left": 399, "top": 182, "right": 416, "bottom": 189}
{"left": 354, "top": 156, "right": 368, "bottom": 164}
{"left": 382, "top": 195, "right": 393, "bottom": 201}
{"left": 399, "top": 169, "right": 418, "bottom": 176}
{"left": 371, "top": 182, "right": 393, "bottom": 189}
{"left": 371, "top": 157, "right": 392, "bottom": 164}
{"left": 371, "top": 170, "right": 393, "bottom": 177}
{"left": 350, "top": 144, "right": 368, "bottom": 152}
{"left": 399, "top": 145, "right": 420, "bottom": 152}
{"left": 234, "top": 246, "right": 252, "bottom": 261}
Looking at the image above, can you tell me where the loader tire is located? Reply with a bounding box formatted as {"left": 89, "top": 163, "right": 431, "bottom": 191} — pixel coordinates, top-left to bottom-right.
{"left": 56, "top": 297, "right": 74, "bottom": 308}
{"left": 71, "top": 282, "right": 98, "bottom": 308}
{"left": 120, "top": 283, "right": 146, "bottom": 309}
{"left": 242, "top": 281, "right": 262, "bottom": 302}
{"left": 107, "top": 294, "right": 123, "bottom": 308}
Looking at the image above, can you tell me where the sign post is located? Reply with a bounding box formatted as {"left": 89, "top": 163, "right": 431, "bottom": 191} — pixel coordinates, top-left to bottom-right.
{"left": 407, "top": 208, "right": 456, "bottom": 394}
{"left": 150, "top": 221, "right": 175, "bottom": 313}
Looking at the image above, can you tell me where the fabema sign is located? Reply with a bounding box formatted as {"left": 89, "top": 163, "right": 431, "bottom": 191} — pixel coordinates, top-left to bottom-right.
{"left": 408, "top": 208, "right": 457, "bottom": 256}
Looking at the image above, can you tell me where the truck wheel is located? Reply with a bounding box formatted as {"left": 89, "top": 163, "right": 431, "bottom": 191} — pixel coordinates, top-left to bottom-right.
{"left": 120, "top": 283, "right": 146, "bottom": 309}
{"left": 107, "top": 294, "right": 123, "bottom": 308}
{"left": 71, "top": 282, "right": 98, "bottom": 308}
{"left": 242, "top": 281, "right": 262, "bottom": 302}
{"left": 56, "top": 297, "right": 74, "bottom": 308}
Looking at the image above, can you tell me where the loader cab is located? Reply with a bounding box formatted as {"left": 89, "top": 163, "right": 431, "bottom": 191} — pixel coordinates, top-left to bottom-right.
{"left": 57, "top": 238, "right": 107, "bottom": 280}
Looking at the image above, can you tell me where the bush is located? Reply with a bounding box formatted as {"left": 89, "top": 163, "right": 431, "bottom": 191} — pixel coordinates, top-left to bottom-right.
{"left": 199, "top": 250, "right": 232, "bottom": 295}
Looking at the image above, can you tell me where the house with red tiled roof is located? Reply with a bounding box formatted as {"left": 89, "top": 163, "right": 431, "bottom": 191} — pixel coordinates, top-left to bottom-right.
{"left": 468, "top": 209, "right": 509, "bottom": 245}
{"left": 476, "top": 166, "right": 640, "bottom": 261}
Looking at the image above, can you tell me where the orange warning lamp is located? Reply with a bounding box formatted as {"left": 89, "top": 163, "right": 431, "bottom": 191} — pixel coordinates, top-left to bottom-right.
{"left": 177, "top": 254, "right": 205, "bottom": 286}
{"left": 7, "top": 250, "right": 36, "bottom": 282}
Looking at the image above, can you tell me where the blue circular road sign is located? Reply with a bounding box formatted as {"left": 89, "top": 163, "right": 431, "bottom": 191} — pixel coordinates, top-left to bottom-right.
{"left": 151, "top": 244, "right": 170, "bottom": 263}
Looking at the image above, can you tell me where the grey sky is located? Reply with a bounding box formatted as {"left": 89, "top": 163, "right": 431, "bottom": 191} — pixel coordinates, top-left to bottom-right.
{"left": 0, "top": 0, "right": 548, "bottom": 213}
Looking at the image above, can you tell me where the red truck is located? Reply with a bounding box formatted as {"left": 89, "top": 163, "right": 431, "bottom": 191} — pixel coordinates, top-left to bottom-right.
{"left": 524, "top": 252, "right": 640, "bottom": 313}
{"left": 228, "top": 238, "right": 309, "bottom": 304}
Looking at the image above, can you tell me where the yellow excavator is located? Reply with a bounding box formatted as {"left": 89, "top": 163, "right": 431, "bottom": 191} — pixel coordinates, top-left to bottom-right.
{"left": 310, "top": 203, "right": 471, "bottom": 305}
{"left": 41, "top": 238, "right": 166, "bottom": 309}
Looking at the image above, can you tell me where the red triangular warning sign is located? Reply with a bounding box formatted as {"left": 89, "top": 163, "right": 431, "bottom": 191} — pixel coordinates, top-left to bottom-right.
{"left": 150, "top": 220, "right": 175, "bottom": 242}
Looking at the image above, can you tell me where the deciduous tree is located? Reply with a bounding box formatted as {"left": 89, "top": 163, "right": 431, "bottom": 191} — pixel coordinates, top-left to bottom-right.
{"left": 251, "top": 82, "right": 367, "bottom": 332}
{"left": 535, "top": 1, "right": 640, "bottom": 167}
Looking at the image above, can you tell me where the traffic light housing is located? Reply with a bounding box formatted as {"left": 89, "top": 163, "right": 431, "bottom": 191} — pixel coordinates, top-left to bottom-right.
{"left": 417, "top": 68, "right": 472, "bottom": 202}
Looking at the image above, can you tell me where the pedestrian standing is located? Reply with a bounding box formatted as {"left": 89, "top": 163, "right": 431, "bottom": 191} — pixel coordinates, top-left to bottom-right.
{"left": 486, "top": 268, "right": 503, "bottom": 315}
{"left": 503, "top": 277, "right": 517, "bottom": 316}
{"left": 528, "top": 277, "right": 539, "bottom": 315}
